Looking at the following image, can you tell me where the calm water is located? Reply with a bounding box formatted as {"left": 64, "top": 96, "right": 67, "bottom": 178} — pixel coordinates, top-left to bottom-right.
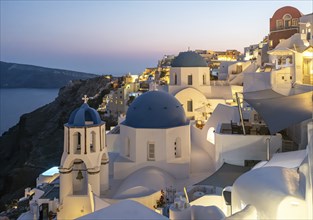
{"left": 0, "top": 88, "right": 59, "bottom": 136}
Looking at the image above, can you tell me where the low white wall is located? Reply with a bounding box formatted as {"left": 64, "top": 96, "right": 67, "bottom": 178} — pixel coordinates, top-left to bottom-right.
{"left": 58, "top": 195, "right": 91, "bottom": 220}
{"left": 190, "top": 195, "right": 227, "bottom": 215}
{"left": 215, "top": 133, "right": 282, "bottom": 167}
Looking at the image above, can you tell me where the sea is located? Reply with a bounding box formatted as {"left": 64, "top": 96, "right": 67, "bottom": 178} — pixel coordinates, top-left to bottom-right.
{"left": 0, "top": 88, "right": 59, "bottom": 136}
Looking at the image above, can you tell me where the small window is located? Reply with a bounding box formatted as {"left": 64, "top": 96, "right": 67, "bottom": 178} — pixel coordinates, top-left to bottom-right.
{"left": 174, "top": 73, "right": 177, "bottom": 85}
{"left": 282, "top": 76, "right": 285, "bottom": 80}
{"left": 276, "top": 20, "right": 283, "bottom": 29}
{"left": 90, "top": 131, "right": 96, "bottom": 153}
{"left": 291, "top": 18, "right": 298, "bottom": 26}
{"left": 188, "top": 75, "right": 193, "bottom": 85}
{"left": 203, "top": 75, "right": 206, "bottom": 85}
{"left": 126, "top": 138, "right": 130, "bottom": 157}
{"left": 187, "top": 100, "right": 193, "bottom": 112}
{"left": 147, "top": 143, "right": 155, "bottom": 161}
{"left": 290, "top": 76, "right": 292, "bottom": 80}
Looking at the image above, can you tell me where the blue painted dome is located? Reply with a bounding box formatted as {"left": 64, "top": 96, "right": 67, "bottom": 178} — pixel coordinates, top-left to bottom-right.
{"left": 124, "top": 91, "right": 187, "bottom": 128}
{"left": 67, "top": 103, "right": 102, "bottom": 126}
{"left": 171, "top": 51, "right": 207, "bottom": 67}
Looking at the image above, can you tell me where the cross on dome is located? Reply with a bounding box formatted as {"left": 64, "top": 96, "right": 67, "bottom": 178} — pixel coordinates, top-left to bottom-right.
{"left": 82, "top": 95, "right": 89, "bottom": 104}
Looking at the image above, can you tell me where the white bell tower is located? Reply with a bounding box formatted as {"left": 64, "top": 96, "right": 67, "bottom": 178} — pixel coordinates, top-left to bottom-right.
{"left": 58, "top": 95, "right": 109, "bottom": 219}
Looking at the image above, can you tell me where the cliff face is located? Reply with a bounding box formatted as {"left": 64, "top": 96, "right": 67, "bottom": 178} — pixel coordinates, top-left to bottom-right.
{"left": 0, "top": 61, "right": 98, "bottom": 88}
{"left": 0, "top": 76, "right": 112, "bottom": 210}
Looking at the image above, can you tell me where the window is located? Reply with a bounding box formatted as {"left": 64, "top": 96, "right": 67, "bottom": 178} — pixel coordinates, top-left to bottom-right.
{"left": 126, "top": 138, "right": 130, "bottom": 157}
{"left": 276, "top": 20, "right": 283, "bottom": 29}
{"left": 187, "top": 100, "right": 193, "bottom": 112}
{"left": 147, "top": 143, "right": 155, "bottom": 161}
{"left": 291, "top": 18, "right": 298, "bottom": 27}
{"left": 174, "top": 73, "right": 177, "bottom": 85}
{"left": 283, "top": 14, "right": 291, "bottom": 28}
{"left": 236, "top": 64, "right": 243, "bottom": 74}
{"left": 188, "top": 75, "right": 193, "bottom": 85}
{"left": 174, "top": 138, "right": 182, "bottom": 158}
{"left": 203, "top": 74, "right": 206, "bottom": 85}
{"left": 74, "top": 132, "right": 81, "bottom": 154}
{"left": 90, "top": 131, "right": 96, "bottom": 153}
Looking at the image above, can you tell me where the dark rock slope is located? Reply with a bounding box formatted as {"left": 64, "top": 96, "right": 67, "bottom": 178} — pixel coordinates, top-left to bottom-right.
{"left": 0, "top": 76, "right": 112, "bottom": 210}
{"left": 0, "top": 61, "right": 98, "bottom": 88}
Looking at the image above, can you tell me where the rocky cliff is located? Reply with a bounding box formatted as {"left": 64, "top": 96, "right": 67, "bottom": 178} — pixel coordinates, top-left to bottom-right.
{"left": 0, "top": 61, "right": 98, "bottom": 88}
{"left": 0, "top": 76, "right": 114, "bottom": 210}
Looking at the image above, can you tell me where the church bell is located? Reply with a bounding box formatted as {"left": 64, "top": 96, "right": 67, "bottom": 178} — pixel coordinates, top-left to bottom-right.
{"left": 76, "top": 170, "right": 83, "bottom": 180}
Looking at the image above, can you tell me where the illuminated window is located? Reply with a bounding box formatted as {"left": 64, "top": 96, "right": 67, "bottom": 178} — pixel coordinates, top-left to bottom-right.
{"left": 269, "top": 40, "right": 273, "bottom": 47}
{"left": 147, "top": 142, "right": 155, "bottom": 161}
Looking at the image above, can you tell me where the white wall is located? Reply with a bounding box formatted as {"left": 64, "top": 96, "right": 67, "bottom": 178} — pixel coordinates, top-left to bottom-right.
{"left": 215, "top": 132, "right": 282, "bottom": 167}
{"left": 58, "top": 195, "right": 91, "bottom": 219}
{"left": 243, "top": 72, "right": 272, "bottom": 93}
{"left": 170, "top": 67, "right": 210, "bottom": 87}
{"left": 113, "top": 124, "right": 191, "bottom": 179}
{"left": 174, "top": 88, "right": 207, "bottom": 120}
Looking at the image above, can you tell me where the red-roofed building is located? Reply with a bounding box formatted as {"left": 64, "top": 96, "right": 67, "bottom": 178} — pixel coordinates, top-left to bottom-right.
{"left": 268, "top": 6, "right": 303, "bottom": 49}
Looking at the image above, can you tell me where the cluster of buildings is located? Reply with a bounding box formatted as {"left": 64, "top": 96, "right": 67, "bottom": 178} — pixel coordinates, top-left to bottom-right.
{"left": 13, "top": 6, "right": 313, "bottom": 220}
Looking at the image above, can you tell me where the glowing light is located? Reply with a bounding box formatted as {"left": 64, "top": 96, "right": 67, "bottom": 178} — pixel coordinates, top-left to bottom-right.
{"left": 303, "top": 51, "right": 313, "bottom": 57}
{"left": 207, "top": 127, "right": 215, "bottom": 144}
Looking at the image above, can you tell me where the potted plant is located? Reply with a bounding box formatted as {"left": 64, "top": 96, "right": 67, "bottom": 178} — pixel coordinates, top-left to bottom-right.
{"left": 154, "top": 190, "right": 166, "bottom": 214}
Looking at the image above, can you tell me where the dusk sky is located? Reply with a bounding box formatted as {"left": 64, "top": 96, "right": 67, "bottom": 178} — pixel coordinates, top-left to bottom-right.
{"left": 1, "top": 1, "right": 312, "bottom": 75}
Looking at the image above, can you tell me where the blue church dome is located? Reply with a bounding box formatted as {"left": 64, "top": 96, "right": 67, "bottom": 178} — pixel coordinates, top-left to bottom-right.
{"left": 67, "top": 103, "right": 102, "bottom": 127}
{"left": 171, "top": 51, "right": 208, "bottom": 67}
{"left": 124, "top": 91, "right": 187, "bottom": 128}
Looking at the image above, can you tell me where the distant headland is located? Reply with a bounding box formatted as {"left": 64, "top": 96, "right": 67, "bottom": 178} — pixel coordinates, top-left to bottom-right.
{"left": 0, "top": 61, "right": 98, "bottom": 88}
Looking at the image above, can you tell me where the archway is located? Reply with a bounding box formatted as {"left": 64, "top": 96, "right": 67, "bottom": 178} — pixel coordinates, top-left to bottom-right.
{"left": 73, "top": 132, "right": 81, "bottom": 154}
{"left": 90, "top": 131, "right": 96, "bottom": 153}
{"left": 72, "top": 159, "right": 88, "bottom": 195}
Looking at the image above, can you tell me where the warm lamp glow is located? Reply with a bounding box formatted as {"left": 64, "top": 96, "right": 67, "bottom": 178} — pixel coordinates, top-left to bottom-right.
{"left": 303, "top": 51, "right": 313, "bottom": 57}
{"left": 207, "top": 127, "right": 215, "bottom": 144}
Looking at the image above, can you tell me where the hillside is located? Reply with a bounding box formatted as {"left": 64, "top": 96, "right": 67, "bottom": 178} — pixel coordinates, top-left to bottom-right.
{"left": 0, "top": 76, "right": 116, "bottom": 211}
{"left": 0, "top": 61, "right": 98, "bottom": 88}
